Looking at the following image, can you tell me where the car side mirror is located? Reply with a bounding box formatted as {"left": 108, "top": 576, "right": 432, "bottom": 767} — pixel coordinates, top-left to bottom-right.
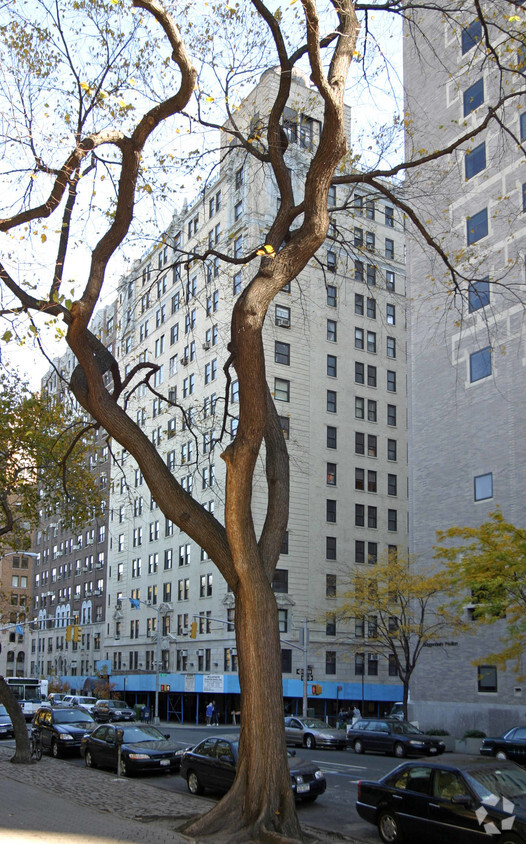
{"left": 164, "top": 733, "right": 170, "bottom": 739}
{"left": 451, "top": 795, "right": 472, "bottom": 807}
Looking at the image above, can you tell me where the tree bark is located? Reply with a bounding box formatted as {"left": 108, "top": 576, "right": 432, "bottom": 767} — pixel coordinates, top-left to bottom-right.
{"left": 0, "top": 677, "right": 31, "bottom": 763}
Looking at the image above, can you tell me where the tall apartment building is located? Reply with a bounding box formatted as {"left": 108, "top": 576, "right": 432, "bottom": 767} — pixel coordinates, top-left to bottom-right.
{"left": 97, "top": 68, "right": 408, "bottom": 722}
{"left": 0, "top": 550, "right": 35, "bottom": 677}
{"left": 404, "top": 5, "right": 526, "bottom": 732}
{"left": 30, "top": 303, "right": 117, "bottom": 684}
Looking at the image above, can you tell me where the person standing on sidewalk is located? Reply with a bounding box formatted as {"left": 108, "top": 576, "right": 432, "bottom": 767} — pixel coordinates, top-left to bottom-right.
{"left": 205, "top": 701, "right": 213, "bottom": 726}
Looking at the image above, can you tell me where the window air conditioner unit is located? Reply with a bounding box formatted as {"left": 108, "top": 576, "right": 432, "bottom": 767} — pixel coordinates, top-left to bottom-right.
{"left": 202, "top": 341, "right": 210, "bottom": 350}
{"left": 276, "top": 317, "right": 290, "bottom": 328}
{"left": 181, "top": 356, "right": 189, "bottom": 366}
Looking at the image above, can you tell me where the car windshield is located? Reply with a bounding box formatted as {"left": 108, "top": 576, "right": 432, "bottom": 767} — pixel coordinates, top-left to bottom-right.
{"left": 55, "top": 709, "right": 94, "bottom": 724}
{"left": 465, "top": 766, "right": 526, "bottom": 801}
{"left": 0, "top": 705, "right": 9, "bottom": 717}
{"left": 392, "top": 722, "right": 424, "bottom": 736}
{"left": 120, "top": 726, "right": 165, "bottom": 743}
{"left": 301, "top": 719, "right": 327, "bottom": 729}
{"left": 107, "top": 701, "right": 125, "bottom": 708}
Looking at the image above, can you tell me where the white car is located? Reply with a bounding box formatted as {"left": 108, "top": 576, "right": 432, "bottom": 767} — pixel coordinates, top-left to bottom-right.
{"left": 60, "top": 695, "right": 97, "bottom": 713}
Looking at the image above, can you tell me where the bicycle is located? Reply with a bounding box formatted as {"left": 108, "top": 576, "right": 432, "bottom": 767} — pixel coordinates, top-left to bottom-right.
{"left": 29, "top": 729, "right": 42, "bottom": 761}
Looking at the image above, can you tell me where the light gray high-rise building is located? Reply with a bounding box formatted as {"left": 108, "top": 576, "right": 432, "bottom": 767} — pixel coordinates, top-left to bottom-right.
{"left": 404, "top": 4, "right": 526, "bottom": 732}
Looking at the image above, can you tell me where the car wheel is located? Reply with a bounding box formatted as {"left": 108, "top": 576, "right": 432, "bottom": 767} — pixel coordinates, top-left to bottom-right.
{"left": 499, "top": 835, "right": 521, "bottom": 844}
{"left": 378, "top": 808, "right": 402, "bottom": 844}
{"left": 394, "top": 742, "right": 405, "bottom": 759}
{"left": 51, "top": 739, "right": 60, "bottom": 759}
{"left": 304, "top": 735, "right": 316, "bottom": 750}
{"left": 353, "top": 739, "right": 364, "bottom": 754}
{"left": 495, "top": 749, "right": 508, "bottom": 760}
{"left": 187, "top": 770, "right": 204, "bottom": 795}
{"left": 85, "top": 750, "right": 97, "bottom": 769}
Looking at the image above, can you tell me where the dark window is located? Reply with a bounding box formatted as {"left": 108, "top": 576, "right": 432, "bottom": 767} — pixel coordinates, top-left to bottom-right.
{"left": 474, "top": 472, "right": 493, "bottom": 501}
{"left": 327, "top": 463, "right": 337, "bottom": 485}
{"left": 388, "top": 474, "right": 397, "bottom": 496}
{"left": 355, "top": 652, "right": 364, "bottom": 675}
{"left": 462, "top": 19, "right": 482, "bottom": 54}
{"left": 367, "top": 298, "right": 376, "bottom": 319}
{"left": 355, "top": 540, "right": 365, "bottom": 564}
{"left": 367, "top": 365, "right": 377, "bottom": 388}
{"left": 281, "top": 531, "right": 289, "bottom": 554}
{"left": 367, "top": 265, "right": 376, "bottom": 286}
{"left": 355, "top": 293, "right": 364, "bottom": 314}
{"left": 279, "top": 416, "right": 290, "bottom": 440}
{"left": 327, "top": 390, "right": 337, "bottom": 413}
{"left": 521, "top": 112, "right": 526, "bottom": 142}
{"left": 385, "top": 206, "right": 394, "bottom": 227}
{"left": 326, "top": 499, "right": 337, "bottom": 523}
{"left": 355, "top": 328, "right": 364, "bottom": 349}
{"left": 387, "top": 337, "right": 396, "bottom": 359}
{"left": 367, "top": 331, "right": 376, "bottom": 353}
{"left": 327, "top": 285, "right": 337, "bottom": 307}
{"left": 326, "top": 537, "right": 337, "bottom": 560}
{"left": 327, "top": 320, "right": 337, "bottom": 342}
{"left": 465, "top": 142, "right": 486, "bottom": 179}
{"left": 468, "top": 278, "right": 490, "bottom": 312}
{"left": 388, "top": 654, "right": 398, "bottom": 677}
{"left": 326, "top": 574, "right": 336, "bottom": 598}
{"left": 327, "top": 354, "right": 337, "bottom": 377}
{"left": 387, "top": 405, "right": 397, "bottom": 426}
{"left": 272, "top": 569, "right": 288, "bottom": 593}
{"left": 355, "top": 432, "right": 365, "bottom": 454}
{"left": 326, "top": 651, "right": 336, "bottom": 675}
{"left": 354, "top": 260, "right": 364, "bottom": 282}
{"left": 327, "top": 251, "right": 337, "bottom": 273}
{"left": 281, "top": 649, "right": 292, "bottom": 673}
{"left": 368, "top": 399, "right": 377, "bottom": 422}
{"left": 275, "top": 341, "right": 290, "bottom": 365}
{"left": 387, "top": 439, "right": 397, "bottom": 461}
{"left": 368, "top": 506, "right": 377, "bottom": 528}
{"left": 388, "top": 509, "right": 398, "bottom": 532}
{"left": 355, "top": 468, "right": 365, "bottom": 490}
{"left": 327, "top": 426, "right": 337, "bottom": 449}
{"left": 368, "top": 542, "right": 378, "bottom": 565}
{"left": 463, "top": 78, "right": 484, "bottom": 116}
{"left": 368, "top": 470, "right": 377, "bottom": 492}
{"left": 387, "top": 370, "right": 396, "bottom": 392}
{"left": 368, "top": 434, "right": 377, "bottom": 457}
{"left": 478, "top": 665, "right": 497, "bottom": 693}
{"left": 470, "top": 347, "right": 492, "bottom": 382}
{"left": 467, "top": 208, "right": 488, "bottom": 244}
{"left": 355, "top": 504, "right": 365, "bottom": 526}
{"left": 326, "top": 615, "right": 336, "bottom": 636}
{"left": 355, "top": 362, "right": 365, "bottom": 384}
{"left": 385, "top": 239, "right": 394, "bottom": 259}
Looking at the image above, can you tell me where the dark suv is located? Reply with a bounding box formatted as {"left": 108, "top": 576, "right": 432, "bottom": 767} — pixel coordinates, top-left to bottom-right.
{"left": 32, "top": 706, "right": 96, "bottom": 757}
{"left": 93, "top": 700, "right": 135, "bottom": 722}
{"left": 346, "top": 718, "right": 445, "bottom": 758}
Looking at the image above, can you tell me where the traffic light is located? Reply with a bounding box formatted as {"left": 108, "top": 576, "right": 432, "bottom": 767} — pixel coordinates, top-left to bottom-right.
{"left": 73, "top": 625, "right": 82, "bottom": 643}
{"left": 190, "top": 621, "right": 197, "bottom": 639}
{"left": 160, "top": 684, "right": 171, "bottom": 692}
{"left": 66, "top": 625, "right": 73, "bottom": 642}
{"left": 311, "top": 684, "right": 322, "bottom": 696}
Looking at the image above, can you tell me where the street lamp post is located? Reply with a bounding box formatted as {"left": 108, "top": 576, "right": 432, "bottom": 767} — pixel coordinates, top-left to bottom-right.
{"left": 129, "top": 598, "right": 172, "bottom": 726}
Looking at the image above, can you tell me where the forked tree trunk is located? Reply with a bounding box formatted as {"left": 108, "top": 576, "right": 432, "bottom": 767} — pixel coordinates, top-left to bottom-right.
{"left": 0, "top": 677, "right": 31, "bottom": 763}
{"left": 181, "top": 570, "right": 302, "bottom": 843}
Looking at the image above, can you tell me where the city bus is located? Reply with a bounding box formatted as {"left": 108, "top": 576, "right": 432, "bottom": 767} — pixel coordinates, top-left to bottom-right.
{"left": 4, "top": 677, "right": 48, "bottom": 720}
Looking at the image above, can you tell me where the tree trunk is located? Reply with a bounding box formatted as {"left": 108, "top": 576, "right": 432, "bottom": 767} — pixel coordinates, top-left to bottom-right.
{"left": 0, "top": 677, "right": 31, "bottom": 763}
{"left": 181, "top": 571, "right": 302, "bottom": 843}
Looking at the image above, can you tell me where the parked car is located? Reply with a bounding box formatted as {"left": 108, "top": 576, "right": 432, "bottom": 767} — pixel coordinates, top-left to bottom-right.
{"left": 0, "top": 705, "right": 14, "bottom": 738}
{"left": 81, "top": 723, "right": 185, "bottom": 776}
{"left": 284, "top": 716, "right": 347, "bottom": 750}
{"left": 61, "top": 695, "right": 97, "bottom": 712}
{"left": 180, "top": 736, "right": 326, "bottom": 801}
{"left": 480, "top": 726, "right": 526, "bottom": 764}
{"left": 46, "top": 693, "right": 68, "bottom": 706}
{"left": 31, "top": 706, "right": 96, "bottom": 757}
{"left": 92, "top": 699, "right": 135, "bottom": 722}
{"left": 347, "top": 718, "right": 445, "bottom": 758}
{"left": 356, "top": 756, "right": 526, "bottom": 844}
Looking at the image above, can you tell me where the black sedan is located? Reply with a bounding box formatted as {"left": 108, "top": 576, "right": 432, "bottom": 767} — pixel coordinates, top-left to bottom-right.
{"left": 92, "top": 699, "right": 135, "bottom": 722}
{"left": 31, "top": 706, "right": 96, "bottom": 757}
{"left": 81, "top": 723, "right": 185, "bottom": 776}
{"left": 481, "top": 726, "right": 526, "bottom": 764}
{"left": 180, "top": 736, "right": 326, "bottom": 801}
{"left": 357, "top": 756, "right": 526, "bottom": 844}
{"left": 0, "top": 705, "right": 13, "bottom": 739}
{"left": 347, "top": 718, "right": 445, "bottom": 758}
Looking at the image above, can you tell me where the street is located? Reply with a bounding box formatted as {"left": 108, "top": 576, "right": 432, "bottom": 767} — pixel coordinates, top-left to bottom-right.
{"left": 6, "top": 723, "right": 407, "bottom": 842}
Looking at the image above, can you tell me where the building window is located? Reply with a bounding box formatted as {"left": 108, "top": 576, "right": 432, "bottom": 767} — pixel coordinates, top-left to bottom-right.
{"left": 354, "top": 652, "right": 364, "bottom": 675}
{"left": 386, "top": 270, "right": 395, "bottom": 292}
{"left": 521, "top": 112, "right": 526, "bottom": 142}
{"left": 354, "top": 260, "right": 364, "bottom": 282}
{"left": 387, "top": 439, "right": 397, "bottom": 461}
{"left": 355, "top": 328, "right": 364, "bottom": 350}
{"left": 327, "top": 284, "right": 337, "bottom": 307}
{"left": 387, "top": 370, "right": 396, "bottom": 392}
{"left": 355, "top": 362, "right": 364, "bottom": 385}
{"left": 367, "top": 298, "right": 376, "bottom": 319}
{"left": 275, "top": 341, "right": 290, "bottom": 365}
{"left": 235, "top": 167, "right": 243, "bottom": 190}
{"left": 271, "top": 569, "right": 288, "bottom": 593}
{"left": 354, "top": 227, "right": 363, "bottom": 246}
{"left": 387, "top": 404, "right": 397, "bottom": 426}
{"left": 366, "top": 231, "right": 375, "bottom": 251}
{"left": 327, "top": 354, "right": 337, "bottom": 378}
{"left": 465, "top": 142, "right": 486, "bottom": 179}
{"left": 325, "top": 651, "right": 336, "bottom": 675}
{"left": 274, "top": 378, "right": 290, "bottom": 402}
{"left": 368, "top": 399, "right": 377, "bottom": 422}
{"left": 327, "top": 319, "right": 337, "bottom": 342}
{"left": 478, "top": 665, "right": 497, "bottom": 693}
{"left": 468, "top": 278, "right": 490, "bottom": 312}
{"left": 327, "top": 390, "right": 337, "bottom": 413}
{"left": 355, "top": 293, "right": 364, "bottom": 315}
{"left": 327, "top": 426, "right": 337, "bottom": 449}
{"left": 388, "top": 509, "right": 398, "bottom": 532}
{"left": 326, "top": 614, "right": 336, "bottom": 636}
{"left": 367, "top": 331, "right": 376, "bottom": 353}
{"left": 388, "top": 474, "right": 397, "bottom": 496}
{"left": 367, "top": 365, "right": 377, "bottom": 388}
{"left": 326, "top": 574, "right": 336, "bottom": 598}
{"left": 385, "top": 206, "right": 394, "bottom": 227}
{"left": 278, "top": 608, "right": 288, "bottom": 634}
{"left": 326, "top": 499, "right": 336, "bottom": 523}
{"left": 462, "top": 19, "right": 482, "bottom": 54}
{"left": 388, "top": 654, "right": 398, "bottom": 677}
{"left": 327, "top": 251, "right": 337, "bottom": 273}
{"left": 355, "top": 397, "right": 364, "bottom": 419}
{"left": 280, "top": 416, "right": 290, "bottom": 440}
{"left": 355, "top": 503, "right": 364, "bottom": 526}
{"left": 470, "top": 347, "right": 492, "bottom": 382}
{"left": 474, "top": 472, "right": 493, "bottom": 501}
{"left": 385, "top": 238, "right": 394, "bottom": 259}
{"left": 467, "top": 208, "right": 488, "bottom": 244}
{"left": 463, "top": 78, "right": 484, "bottom": 116}
{"left": 366, "top": 264, "right": 376, "bottom": 286}
{"left": 386, "top": 303, "right": 396, "bottom": 325}
{"left": 366, "top": 199, "right": 375, "bottom": 220}
{"left": 327, "top": 463, "right": 337, "bottom": 485}
{"left": 275, "top": 304, "right": 291, "bottom": 327}
{"left": 368, "top": 506, "right": 377, "bottom": 529}
{"left": 387, "top": 336, "right": 396, "bottom": 358}
{"left": 281, "top": 649, "right": 292, "bottom": 673}
{"left": 326, "top": 536, "right": 337, "bottom": 560}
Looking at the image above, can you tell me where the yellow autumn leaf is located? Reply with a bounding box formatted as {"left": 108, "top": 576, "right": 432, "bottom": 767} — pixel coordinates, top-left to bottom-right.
{"left": 256, "top": 244, "right": 275, "bottom": 256}
{"left": 80, "top": 82, "right": 90, "bottom": 91}
{"left": 41, "top": 233, "right": 47, "bottom": 243}
{"left": 205, "top": 96, "right": 215, "bottom": 103}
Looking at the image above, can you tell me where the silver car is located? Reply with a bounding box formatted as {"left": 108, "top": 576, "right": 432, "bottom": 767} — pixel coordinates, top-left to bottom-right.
{"left": 284, "top": 716, "right": 347, "bottom": 750}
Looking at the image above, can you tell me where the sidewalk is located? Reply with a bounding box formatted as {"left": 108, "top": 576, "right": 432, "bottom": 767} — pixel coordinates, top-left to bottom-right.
{"left": 0, "top": 743, "right": 361, "bottom": 844}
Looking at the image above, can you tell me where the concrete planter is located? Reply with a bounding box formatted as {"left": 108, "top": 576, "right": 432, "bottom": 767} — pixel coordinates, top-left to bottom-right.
{"left": 455, "top": 738, "right": 484, "bottom": 755}
{"left": 435, "top": 735, "right": 455, "bottom": 753}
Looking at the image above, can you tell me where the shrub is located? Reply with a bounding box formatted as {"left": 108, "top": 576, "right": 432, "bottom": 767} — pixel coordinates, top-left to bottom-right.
{"left": 463, "top": 729, "right": 486, "bottom": 739}
{"left": 426, "top": 728, "right": 450, "bottom": 736}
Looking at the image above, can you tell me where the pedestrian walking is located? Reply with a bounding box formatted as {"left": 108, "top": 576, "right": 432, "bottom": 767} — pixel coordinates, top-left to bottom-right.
{"left": 205, "top": 701, "right": 213, "bottom": 726}
{"left": 212, "top": 700, "right": 219, "bottom": 726}
{"left": 352, "top": 705, "right": 361, "bottom": 725}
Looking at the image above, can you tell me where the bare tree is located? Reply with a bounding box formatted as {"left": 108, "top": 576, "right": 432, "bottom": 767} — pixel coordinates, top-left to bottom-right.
{"left": 1, "top": 0, "right": 526, "bottom": 840}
